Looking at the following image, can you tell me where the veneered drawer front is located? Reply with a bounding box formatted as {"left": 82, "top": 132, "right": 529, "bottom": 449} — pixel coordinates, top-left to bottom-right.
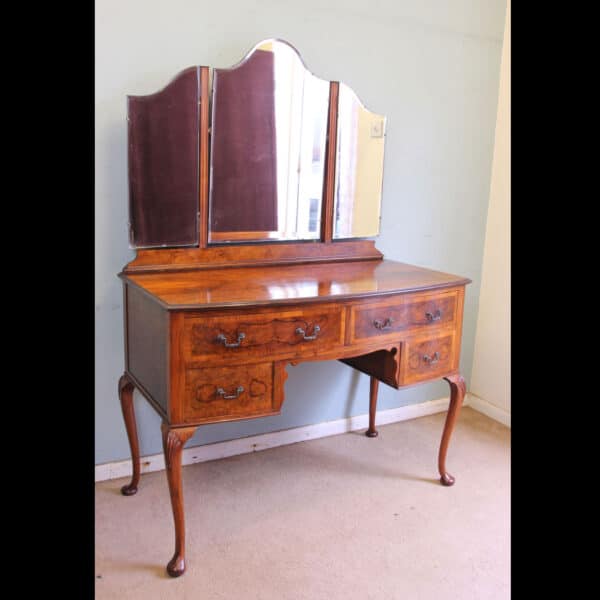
{"left": 350, "top": 290, "right": 457, "bottom": 343}
{"left": 399, "top": 333, "right": 457, "bottom": 385}
{"left": 183, "top": 305, "right": 344, "bottom": 365}
{"left": 183, "top": 363, "right": 276, "bottom": 423}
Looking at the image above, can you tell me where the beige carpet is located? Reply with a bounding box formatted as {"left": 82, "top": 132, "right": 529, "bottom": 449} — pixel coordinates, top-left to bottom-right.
{"left": 95, "top": 407, "right": 510, "bottom": 599}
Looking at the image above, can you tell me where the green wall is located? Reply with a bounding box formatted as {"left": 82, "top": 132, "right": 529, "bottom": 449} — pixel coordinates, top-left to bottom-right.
{"left": 95, "top": 0, "right": 507, "bottom": 464}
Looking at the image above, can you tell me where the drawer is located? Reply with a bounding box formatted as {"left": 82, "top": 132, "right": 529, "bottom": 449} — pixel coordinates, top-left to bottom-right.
{"left": 183, "top": 363, "right": 277, "bottom": 423}
{"left": 183, "top": 305, "right": 344, "bottom": 365}
{"left": 399, "top": 333, "right": 457, "bottom": 385}
{"left": 349, "top": 290, "right": 457, "bottom": 343}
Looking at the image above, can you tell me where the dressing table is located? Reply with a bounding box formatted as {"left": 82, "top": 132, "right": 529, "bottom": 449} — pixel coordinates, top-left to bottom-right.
{"left": 118, "top": 39, "right": 471, "bottom": 578}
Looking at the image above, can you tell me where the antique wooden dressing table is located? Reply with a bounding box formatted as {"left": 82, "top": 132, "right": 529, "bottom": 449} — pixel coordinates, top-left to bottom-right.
{"left": 118, "top": 39, "right": 471, "bottom": 578}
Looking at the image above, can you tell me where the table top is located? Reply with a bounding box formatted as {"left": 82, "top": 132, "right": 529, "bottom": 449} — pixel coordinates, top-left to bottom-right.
{"left": 120, "top": 259, "right": 471, "bottom": 310}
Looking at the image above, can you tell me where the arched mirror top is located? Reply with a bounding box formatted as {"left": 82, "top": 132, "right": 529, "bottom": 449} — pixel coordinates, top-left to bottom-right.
{"left": 217, "top": 38, "right": 321, "bottom": 77}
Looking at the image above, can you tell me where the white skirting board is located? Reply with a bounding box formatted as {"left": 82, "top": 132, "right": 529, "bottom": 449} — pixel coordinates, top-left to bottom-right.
{"left": 466, "top": 393, "right": 511, "bottom": 428}
{"left": 95, "top": 395, "right": 477, "bottom": 483}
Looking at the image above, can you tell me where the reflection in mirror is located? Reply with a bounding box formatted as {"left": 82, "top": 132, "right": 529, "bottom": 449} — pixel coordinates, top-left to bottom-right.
{"left": 333, "top": 83, "right": 386, "bottom": 239}
{"left": 209, "top": 39, "right": 330, "bottom": 243}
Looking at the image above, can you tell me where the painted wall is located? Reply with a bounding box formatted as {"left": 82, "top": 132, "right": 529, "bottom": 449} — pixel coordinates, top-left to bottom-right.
{"left": 95, "top": 0, "right": 507, "bottom": 464}
{"left": 470, "top": 1, "right": 511, "bottom": 420}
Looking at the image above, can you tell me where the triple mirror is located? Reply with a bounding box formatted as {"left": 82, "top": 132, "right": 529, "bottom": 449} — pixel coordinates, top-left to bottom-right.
{"left": 127, "top": 39, "right": 386, "bottom": 249}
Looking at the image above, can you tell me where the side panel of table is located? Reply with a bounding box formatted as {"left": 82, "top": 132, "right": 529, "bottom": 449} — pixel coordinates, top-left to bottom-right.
{"left": 124, "top": 285, "right": 169, "bottom": 419}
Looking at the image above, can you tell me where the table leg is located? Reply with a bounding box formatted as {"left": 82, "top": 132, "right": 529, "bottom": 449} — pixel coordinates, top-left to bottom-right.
{"left": 161, "top": 423, "right": 197, "bottom": 577}
{"left": 365, "top": 376, "right": 379, "bottom": 437}
{"left": 438, "top": 373, "right": 466, "bottom": 486}
{"left": 119, "top": 373, "right": 140, "bottom": 496}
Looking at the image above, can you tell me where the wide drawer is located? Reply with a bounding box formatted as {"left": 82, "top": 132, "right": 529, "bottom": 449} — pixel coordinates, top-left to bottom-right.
{"left": 183, "top": 363, "right": 277, "bottom": 423}
{"left": 183, "top": 305, "right": 344, "bottom": 365}
{"left": 399, "top": 332, "right": 457, "bottom": 385}
{"left": 349, "top": 290, "right": 458, "bottom": 344}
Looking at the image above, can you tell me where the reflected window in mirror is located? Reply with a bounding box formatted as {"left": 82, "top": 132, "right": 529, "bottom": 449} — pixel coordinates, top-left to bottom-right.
{"left": 209, "top": 39, "right": 330, "bottom": 244}
{"left": 333, "top": 83, "right": 386, "bottom": 239}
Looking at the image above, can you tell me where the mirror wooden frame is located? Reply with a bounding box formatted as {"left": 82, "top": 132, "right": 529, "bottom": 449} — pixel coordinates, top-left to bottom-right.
{"left": 125, "top": 50, "right": 384, "bottom": 274}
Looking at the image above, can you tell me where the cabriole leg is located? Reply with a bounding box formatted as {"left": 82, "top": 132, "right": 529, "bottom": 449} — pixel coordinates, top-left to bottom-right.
{"left": 119, "top": 373, "right": 140, "bottom": 496}
{"left": 438, "top": 373, "right": 466, "bottom": 486}
{"left": 161, "top": 423, "right": 197, "bottom": 577}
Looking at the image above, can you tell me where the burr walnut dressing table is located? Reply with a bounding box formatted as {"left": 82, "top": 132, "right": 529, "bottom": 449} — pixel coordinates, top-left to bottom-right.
{"left": 118, "top": 40, "right": 471, "bottom": 578}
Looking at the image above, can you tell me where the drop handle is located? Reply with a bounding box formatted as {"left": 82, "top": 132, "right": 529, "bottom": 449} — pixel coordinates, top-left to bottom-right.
{"left": 425, "top": 310, "right": 442, "bottom": 322}
{"left": 216, "top": 332, "right": 246, "bottom": 348}
{"left": 296, "top": 324, "right": 321, "bottom": 340}
{"left": 216, "top": 386, "right": 244, "bottom": 400}
{"left": 423, "top": 352, "right": 440, "bottom": 365}
{"left": 373, "top": 317, "right": 394, "bottom": 330}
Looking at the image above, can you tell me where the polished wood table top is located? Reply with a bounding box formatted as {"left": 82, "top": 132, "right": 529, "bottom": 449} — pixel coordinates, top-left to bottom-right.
{"left": 121, "top": 259, "right": 470, "bottom": 309}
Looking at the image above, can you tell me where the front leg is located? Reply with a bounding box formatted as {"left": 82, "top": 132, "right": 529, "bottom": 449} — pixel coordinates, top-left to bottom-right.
{"left": 365, "top": 376, "right": 379, "bottom": 437}
{"left": 119, "top": 373, "right": 140, "bottom": 496}
{"left": 161, "top": 423, "right": 197, "bottom": 577}
{"left": 438, "top": 373, "right": 466, "bottom": 486}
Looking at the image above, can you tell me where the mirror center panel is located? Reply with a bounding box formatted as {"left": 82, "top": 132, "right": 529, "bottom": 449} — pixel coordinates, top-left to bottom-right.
{"left": 209, "top": 39, "right": 330, "bottom": 244}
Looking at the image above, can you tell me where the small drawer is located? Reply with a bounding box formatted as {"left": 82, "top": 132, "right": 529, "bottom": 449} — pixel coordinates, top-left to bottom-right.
{"left": 183, "top": 363, "right": 276, "bottom": 423}
{"left": 350, "top": 290, "right": 457, "bottom": 343}
{"left": 183, "top": 305, "right": 344, "bottom": 365}
{"left": 400, "top": 333, "right": 457, "bottom": 385}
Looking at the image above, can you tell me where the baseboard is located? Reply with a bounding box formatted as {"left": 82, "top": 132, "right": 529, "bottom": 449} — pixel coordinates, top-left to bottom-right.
{"left": 96, "top": 395, "right": 461, "bottom": 482}
{"left": 466, "top": 393, "right": 511, "bottom": 427}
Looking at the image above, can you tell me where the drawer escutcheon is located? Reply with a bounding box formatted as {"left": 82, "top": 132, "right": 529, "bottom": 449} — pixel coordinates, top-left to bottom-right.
{"left": 216, "top": 385, "right": 244, "bottom": 399}
{"left": 425, "top": 310, "right": 442, "bottom": 322}
{"left": 373, "top": 317, "right": 394, "bottom": 330}
{"left": 216, "top": 332, "right": 246, "bottom": 348}
{"left": 295, "top": 324, "right": 320, "bottom": 340}
{"left": 423, "top": 351, "right": 440, "bottom": 365}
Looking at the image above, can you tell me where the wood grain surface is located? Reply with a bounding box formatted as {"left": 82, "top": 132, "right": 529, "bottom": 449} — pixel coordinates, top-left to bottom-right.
{"left": 121, "top": 259, "right": 470, "bottom": 310}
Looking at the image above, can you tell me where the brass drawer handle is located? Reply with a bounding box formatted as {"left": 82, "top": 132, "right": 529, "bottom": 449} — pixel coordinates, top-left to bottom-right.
{"left": 373, "top": 317, "right": 394, "bottom": 330}
{"left": 425, "top": 310, "right": 442, "bottom": 322}
{"left": 216, "top": 386, "right": 244, "bottom": 400}
{"left": 423, "top": 352, "right": 440, "bottom": 365}
{"left": 296, "top": 324, "right": 321, "bottom": 340}
{"left": 216, "top": 332, "right": 246, "bottom": 348}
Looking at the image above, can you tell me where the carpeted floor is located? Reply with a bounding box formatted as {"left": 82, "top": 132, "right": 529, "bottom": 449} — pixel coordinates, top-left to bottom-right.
{"left": 95, "top": 407, "right": 510, "bottom": 599}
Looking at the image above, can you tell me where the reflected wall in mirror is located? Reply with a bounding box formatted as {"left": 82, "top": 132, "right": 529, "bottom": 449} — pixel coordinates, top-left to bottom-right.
{"left": 333, "top": 83, "right": 386, "bottom": 239}
{"left": 209, "top": 39, "right": 330, "bottom": 243}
